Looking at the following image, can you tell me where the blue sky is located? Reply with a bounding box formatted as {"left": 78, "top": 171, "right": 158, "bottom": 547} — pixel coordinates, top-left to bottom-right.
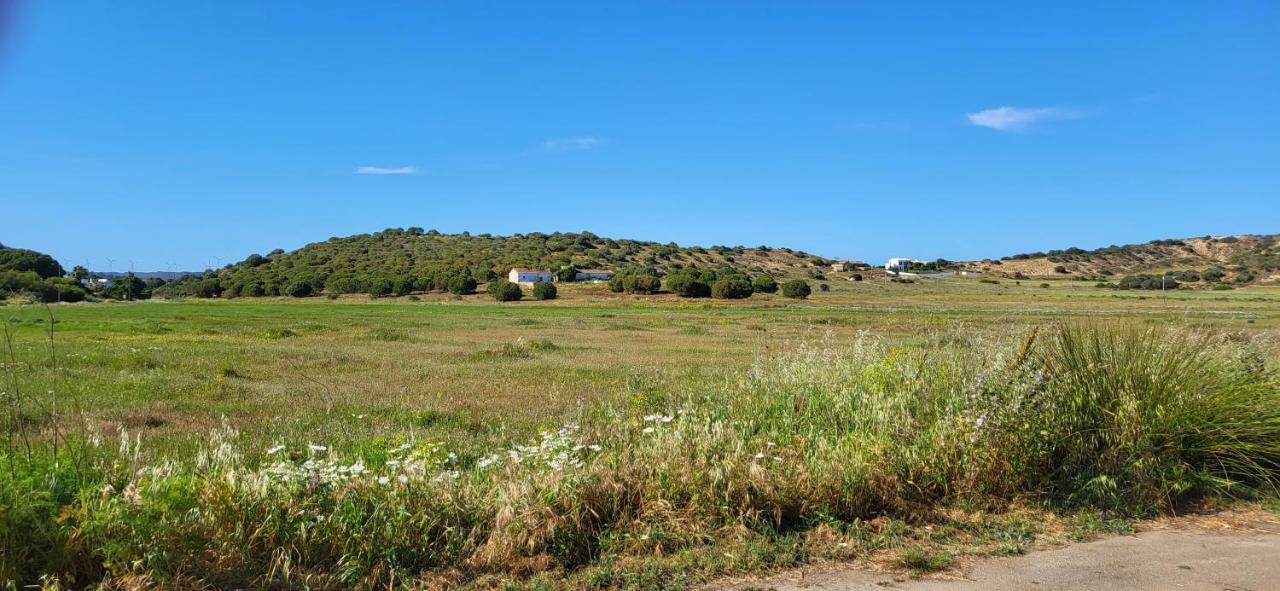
{"left": 1, "top": 1, "right": 1277, "bottom": 271}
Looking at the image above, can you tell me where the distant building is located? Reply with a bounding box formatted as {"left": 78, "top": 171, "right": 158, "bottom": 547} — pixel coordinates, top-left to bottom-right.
{"left": 508, "top": 268, "right": 553, "bottom": 285}
{"left": 831, "top": 260, "right": 868, "bottom": 272}
{"left": 885, "top": 258, "right": 922, "bottom": 271}
{"left": 573, "top": 269, "right": 614, "bottom": 282}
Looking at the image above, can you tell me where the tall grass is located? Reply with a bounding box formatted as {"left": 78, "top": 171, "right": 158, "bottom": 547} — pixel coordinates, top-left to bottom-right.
{"left": 2, "top": 325, "right": 1277, "bottom": 588}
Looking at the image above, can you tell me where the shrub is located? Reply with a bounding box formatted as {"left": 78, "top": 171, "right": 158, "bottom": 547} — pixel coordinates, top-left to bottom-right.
{"left": 617, "top": 275, "right": 660, "bottom": 294}
{"left": 665, "top": 271, "right": 710, "bottom": 298}
{"left": 819, "top": 283, "right": 830, "bottom": 292}
{"left": 487, "top": 280, "right": 523, "bottom": 302}
{"left": 1054, "top": 265, "right": 1069, "bottom": 274}
{"left": 751, "top": 275, "right": 778, "bottom": 293}
{"left": 781, "top": 279, "right": 811, "bottom": 299}
{"left": 531, "top": 281, "right": 557, "bottom": 300}
{"left": 446, "top": 276, "right": 477, "bottom": 295}
{"left": 286, "top": 282, "right": 313, "bottom": 297}
{"left": 852, "top": 274, "right": 863, "bottom": 281}
{"left": 708, "top": 274, "right": 751, "bottom": 299}
{"left": 369, "top": 278, "right": 394, "bottom": 297}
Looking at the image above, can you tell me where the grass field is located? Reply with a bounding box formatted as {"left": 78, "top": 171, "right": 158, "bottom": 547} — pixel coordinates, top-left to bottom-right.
{"left": 3, "top": 278, "right": 1279, "bottom": 588}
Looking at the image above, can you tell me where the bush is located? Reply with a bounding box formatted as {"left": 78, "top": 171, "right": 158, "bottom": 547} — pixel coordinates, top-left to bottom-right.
{"left": 531, "top": 281, "right": 557, "bottom": 300}
{"left": 751, "top": 275, "right": 778, "bottom": 294}
{"left": 369, "top": 278, "right": 394, "bottom": 297}
{"left": 446, "top": 276, "right": 477, "bottom": 295}
{"left": 852, "top": 274, "right": 863, "bottom": 281}
{"left": 1118, "top": 275, "right": 1178, "bottom": 290}
{"left": 286, "top": 282, "right": 313, "bottom": 297}
{"left": 614, "top": 275, "right": 659, "bottom": 294}
{"left": 1054, "top": 265, "right": 1069, "bottom": 274}
{"left": 486, "top": 280, "right": 523, "bottom": 302}
{"left": 711, "top": 275, "right": 753, "bottom": 299}
{"left": 781, "top": 279, "right": 811, "bottom": 299}
{"left": 666, "top": 271, "right": 710, "bottom": 298}
{"left": 819, "top": 283, "right": 830, "bottom": 292}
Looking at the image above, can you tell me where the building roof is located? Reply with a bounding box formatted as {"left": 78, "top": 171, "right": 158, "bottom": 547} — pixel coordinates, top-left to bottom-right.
{"left": 510, "top": 268, "right": 550, "bottom": 273}
{"left": 576, "top": 268, "right": 613, "bottom": 274}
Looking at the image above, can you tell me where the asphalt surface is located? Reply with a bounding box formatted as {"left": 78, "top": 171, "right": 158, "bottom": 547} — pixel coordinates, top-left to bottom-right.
{"left": 718, "top": 516, "right": 1280, "bottom": 591}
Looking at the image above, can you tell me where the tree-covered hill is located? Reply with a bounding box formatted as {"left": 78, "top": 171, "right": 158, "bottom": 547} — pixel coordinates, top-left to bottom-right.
{"left": 0, "top": 243, "right": 89, "bottom": 302}
{"left": 980, "top": 234, "right": 1280, "bottom": 286}
{"left": 157, "top": 228, "right": 831, "bottom": 298}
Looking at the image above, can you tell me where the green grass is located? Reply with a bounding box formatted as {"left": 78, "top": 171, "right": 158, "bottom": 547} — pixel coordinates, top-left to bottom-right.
{"left": 1, "top": 284, "right": 1279, "bottom": 588}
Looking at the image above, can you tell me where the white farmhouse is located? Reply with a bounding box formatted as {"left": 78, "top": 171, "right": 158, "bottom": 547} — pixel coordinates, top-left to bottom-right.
{"left": 508, "top": 268, "right": 553, "bottom": 285}
{"left": 885, "top": 258, "right": 915, "bottom": 271}
{"left": 573, "top": 268, "right": 614, "bottom": 282}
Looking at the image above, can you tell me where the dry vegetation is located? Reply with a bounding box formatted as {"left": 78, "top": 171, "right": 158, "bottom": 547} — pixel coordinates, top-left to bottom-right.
{"left": 2, "top": 279, "right": 1279, "bottom": 589}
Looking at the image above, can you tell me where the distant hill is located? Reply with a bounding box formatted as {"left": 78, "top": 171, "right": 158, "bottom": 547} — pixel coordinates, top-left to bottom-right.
{"left": 980, "top": 234, "right": 1280, "bottom": 285}
{"left": 158, "top": 228, "right": 830, "bottom": 297}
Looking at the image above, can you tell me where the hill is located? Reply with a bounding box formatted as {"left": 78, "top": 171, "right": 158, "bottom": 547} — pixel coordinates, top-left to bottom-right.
{"left": 0, "top": 243, "right": 89, "bottom": 302}
{"left": 158, "top": 228, "right": 830, "bottom": 298}
{"left": 979, "top": 234, "right": 1280, "bottom": 285}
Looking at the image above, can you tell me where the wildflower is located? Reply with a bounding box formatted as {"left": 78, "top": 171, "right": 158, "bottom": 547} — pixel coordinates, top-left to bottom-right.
{"left": 642, "top": 427, "right": 655, "bottom": 434}
{"left": 773, "top": 456, "right": 783, "bottom": 462}
{"left": 588, "top": 444, "right": 602, "bottom": 452}
{"left": 308, "top": 444, "right": 327, "bottom": 453}
{"left": 377, "top": 476, "right": 390, "bottom": 485}
{"left": 266, "top": 445, "right": 285, "bottom": 455}
{"left": 754, "top": 452, "right": 765, "bottom": 459}
{"left": 397, "top": 475, "right": 408, "bottom": 483}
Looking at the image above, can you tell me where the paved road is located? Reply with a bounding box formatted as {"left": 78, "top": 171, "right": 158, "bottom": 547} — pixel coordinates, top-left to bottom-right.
{"left": 720, "top": 517, "right": 1280, "bottom": 591}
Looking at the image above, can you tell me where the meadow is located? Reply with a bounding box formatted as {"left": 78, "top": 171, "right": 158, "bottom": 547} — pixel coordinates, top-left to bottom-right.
{"left": 3, "top": 277, "right": 1279, "bottom": 589}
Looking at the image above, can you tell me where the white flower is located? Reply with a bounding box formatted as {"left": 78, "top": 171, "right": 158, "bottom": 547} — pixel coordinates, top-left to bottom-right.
{"left": 266, "top": 445, "right": 285, "bottom": 455}
{"left": 308, "top": 444, "right": 327, "bottom": 453}
{"left": 377, "top": 476, "right": 390, "bottom": 485}
{"left": 397, "top": 475, "right": 408, "bottom": 483}
{"left": 588, "top": 444, "right": 602, "bottom": 452}
{"left": 642, "top": 427, "right": 656, "bottom": 434}
{"left": 754, "top": 453, "right": 765, "bottom": 459}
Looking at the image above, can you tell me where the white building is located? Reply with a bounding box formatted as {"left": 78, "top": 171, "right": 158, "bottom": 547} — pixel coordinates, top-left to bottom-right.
{"left": 573, "top": 269, "right": 614, "bottom": 282}
{"left": 885, "top": 258, "right": 920, "bottom": 271}
{"left": 508, "top": 268, "right": 553, "bottom": 285}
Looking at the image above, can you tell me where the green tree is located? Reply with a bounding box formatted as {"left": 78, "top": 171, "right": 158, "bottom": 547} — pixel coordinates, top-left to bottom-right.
{"left": 711, "top": 275, "right": 753, "bottom": 299}
{"left": 446, "top": 275, "right": 477, "bottom": 295}
{"left": 487, "top": 280, "right": 523, "bottom": 302}
{"left": 531, "top": 281, "right": 557, "bottom": 300}
{"left": 751, "top": 275, "right": 778, "bottom": 294}
{"left": 286, "top": 282, "right": 314, "bottom": 297}
{"left": 781, "top": 279, "right": 811, "bottom": 299}
{"left": 621, "top": 275, "right": 660, "bottom": 294}
{"left": 666, "top": 271, "right": 710, "bottom": 298}
{"left": 369, "top": 278, "right": 394, "bottom": 297}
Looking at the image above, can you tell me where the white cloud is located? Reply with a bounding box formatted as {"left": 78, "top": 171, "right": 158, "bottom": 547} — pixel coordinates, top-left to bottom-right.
{"left": 538, "top": 136, "right": 600, "bottom": 153}
{"left": 354, "top": 165, "right": 417, "bottom": 175}
{"left": 966, "top": 106, "right": 1080, "bottom": 132}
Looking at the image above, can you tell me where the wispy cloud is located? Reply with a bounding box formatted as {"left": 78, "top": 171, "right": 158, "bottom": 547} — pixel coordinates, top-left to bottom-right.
{"left": 966, "top": 106, "right": 1080, "bottom": 132}
{"left": 538, "top": 136, "right": 601, "bottom": 153}
{"left": 354, "top": 165, "right": 417, "bottom": 175}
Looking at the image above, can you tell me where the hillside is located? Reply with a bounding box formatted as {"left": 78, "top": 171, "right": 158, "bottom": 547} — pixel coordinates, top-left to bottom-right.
{"left": 979, "top": 234, "right": 1280, "bottom": 285}
{"left": 159, "top": 228, "right": 830, "bottom": 297}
